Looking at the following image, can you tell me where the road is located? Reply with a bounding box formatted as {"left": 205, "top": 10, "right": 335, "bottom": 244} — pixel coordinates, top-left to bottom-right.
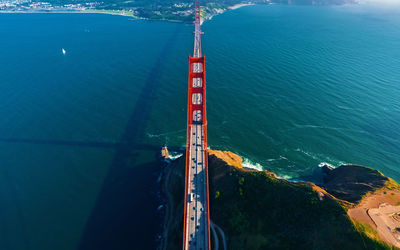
{"left": 184, "top": 123, "right": 209, "bottom": 249}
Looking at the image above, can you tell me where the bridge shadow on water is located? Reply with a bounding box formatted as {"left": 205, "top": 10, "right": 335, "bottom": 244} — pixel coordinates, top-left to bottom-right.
{"left": 0, "top": 24, "right": 186, "bottom": 250}
{"left": 0, "top": 137, "right": 183, "bottom": 250}
{"left": 0, "top": 138, "right": 182, "bottom": 152}
{"left": 73, "top": 25, "right": 184, "bottom": 250}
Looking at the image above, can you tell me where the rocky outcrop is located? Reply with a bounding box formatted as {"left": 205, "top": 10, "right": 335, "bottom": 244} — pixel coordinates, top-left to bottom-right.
{"left": 208, "top": 150, "right": 243, "bottom": 170}
{"left": 322, "top": 164, "right": 389, "bottom": 203}
{"left": 208, "top": 149, "right": 278, "bottom": 181}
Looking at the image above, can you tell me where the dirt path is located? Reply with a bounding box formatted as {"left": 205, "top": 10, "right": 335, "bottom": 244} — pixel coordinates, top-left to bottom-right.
{"left": 348, "top": 189, "right": 400, "bottom": 248}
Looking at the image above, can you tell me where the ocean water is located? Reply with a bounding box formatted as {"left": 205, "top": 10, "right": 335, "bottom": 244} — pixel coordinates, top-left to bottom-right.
{"left": 0, "top": 4, "right": 399, "bottom": 250}
{"left": 199, "top": 4, "right": 400, "bottom": 181}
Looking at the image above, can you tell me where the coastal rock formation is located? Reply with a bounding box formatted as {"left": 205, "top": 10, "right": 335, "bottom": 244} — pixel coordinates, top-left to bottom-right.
{"left": 322, "top": 164, "right": 389, "bottom": 203}
{"left": 208, "top": 150, "right": 243, "bottom": 170}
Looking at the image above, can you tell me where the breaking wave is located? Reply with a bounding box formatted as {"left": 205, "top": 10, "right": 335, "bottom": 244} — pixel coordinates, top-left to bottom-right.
{"left": 241, "top": 157, "right": 264, "bottom": 171}
{"left": 168, "top": 151, "right": 183, "bottom": 160}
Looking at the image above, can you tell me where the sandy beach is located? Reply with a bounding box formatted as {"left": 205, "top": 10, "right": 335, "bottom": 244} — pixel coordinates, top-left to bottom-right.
{"left": 228, "top": 3, "right": 255, "bottom": 10}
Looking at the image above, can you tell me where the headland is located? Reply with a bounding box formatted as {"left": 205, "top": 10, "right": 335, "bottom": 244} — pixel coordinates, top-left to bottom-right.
{"left": 161, "top": 149, "right": 400, "bottom": 249}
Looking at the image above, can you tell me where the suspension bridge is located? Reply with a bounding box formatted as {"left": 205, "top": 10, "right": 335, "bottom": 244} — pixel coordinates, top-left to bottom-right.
{"left": 182, "top": 2, "right": 211, "bottom": 249}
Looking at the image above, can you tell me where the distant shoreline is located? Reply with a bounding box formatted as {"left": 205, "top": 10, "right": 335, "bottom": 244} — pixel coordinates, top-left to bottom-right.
{"left": 0, "top": 10, "right": 139, "bottom": 18}
{"left": 0, "top": 3, "right": 258, "bottom": 24}
{"left": 0, "top": 9, "right": 197, "bottom": 23}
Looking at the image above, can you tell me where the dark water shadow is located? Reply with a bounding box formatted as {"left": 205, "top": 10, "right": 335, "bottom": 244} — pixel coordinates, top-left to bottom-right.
{"left": 0, "top": 138, "right": 120, "bottom": 148}
{"left": 288, "top": 167, "right": 325, "bottom": 185}
{"left": 77, "top": 24, "right": 184, "bottom": 250}
{"left": 0, "top": 138, "right": 183, "bottom": 152}
{"left": 0, "top": 168, "right": 31, "bottom": 250}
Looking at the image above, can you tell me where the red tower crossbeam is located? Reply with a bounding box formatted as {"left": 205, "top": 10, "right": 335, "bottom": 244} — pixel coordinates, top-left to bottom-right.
{"left": 182, "top": 1, "right": 211, "bottom": 250}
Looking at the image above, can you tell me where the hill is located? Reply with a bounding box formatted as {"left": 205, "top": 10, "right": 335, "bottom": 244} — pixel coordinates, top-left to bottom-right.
{"left": 161, "top": 149, "right": 399, "bottom": 249}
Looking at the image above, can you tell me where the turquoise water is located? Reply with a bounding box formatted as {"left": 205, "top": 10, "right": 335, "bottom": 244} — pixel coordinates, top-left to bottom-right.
{"left": 0, "top": 4, "right": 400, "bottom": 250}
{"left": 199, "top": 5, "right": 400, "bottom": 180}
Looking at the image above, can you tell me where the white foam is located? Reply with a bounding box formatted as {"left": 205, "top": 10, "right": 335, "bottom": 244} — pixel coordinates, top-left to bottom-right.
{"left": 168, "top": 151, "right": 183, "bottom": 160}
{"left": 295, "top": 148, "right": 319, "bottom": 160}
{"left": 277, "top": 174, "right": 294, "bottom": 180}
{"left": 318, "top": 162, "right": 338, "bottom": 169}
{"left": 241, "top": 157, "right": 264, "bottom": 171}
{"left": 238, "top": 153, "right": 298, "bottom": 180}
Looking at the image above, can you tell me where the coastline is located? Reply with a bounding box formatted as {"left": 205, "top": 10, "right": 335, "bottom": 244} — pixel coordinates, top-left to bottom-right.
{"left": 0, "top": 3, "right": 258, "bottom": 24}
{"left": 0, "top": 10, "right": 140, "bottom": 18}
{"left": 201, "top": 3, "right": 257, "bottom": 25}
{"left": 0, "top": 9, "right": 196, "bottom": 24}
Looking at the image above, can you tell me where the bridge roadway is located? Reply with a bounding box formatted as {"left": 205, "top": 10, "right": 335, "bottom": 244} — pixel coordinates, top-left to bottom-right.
{"left": 185, "top": 122, "right": 208, "bottom": 249}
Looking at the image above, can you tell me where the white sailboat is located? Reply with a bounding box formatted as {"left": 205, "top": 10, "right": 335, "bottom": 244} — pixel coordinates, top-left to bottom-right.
{"left": 62, "top": 48, "right": 66, "bottom": 55}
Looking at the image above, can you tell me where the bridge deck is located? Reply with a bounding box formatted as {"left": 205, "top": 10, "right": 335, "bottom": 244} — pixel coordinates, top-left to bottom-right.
{"left": 185, "top": 124, "right": 208, "bottom": 249}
